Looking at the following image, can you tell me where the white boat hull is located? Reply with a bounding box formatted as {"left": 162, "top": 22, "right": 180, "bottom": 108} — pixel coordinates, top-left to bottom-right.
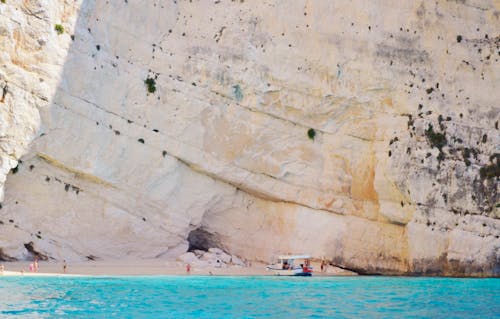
{"left": 266, "top": 267, "right": 312, "bottom": 276}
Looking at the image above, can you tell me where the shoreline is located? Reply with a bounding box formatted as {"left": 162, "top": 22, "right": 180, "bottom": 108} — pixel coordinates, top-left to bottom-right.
{"left": 0, "top": 259, "right": 357, "bottom": 277}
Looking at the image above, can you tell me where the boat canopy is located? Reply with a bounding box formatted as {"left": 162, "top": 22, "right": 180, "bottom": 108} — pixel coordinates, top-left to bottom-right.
{"left": 278, "top": 255, "right": 311, "bottom": 260}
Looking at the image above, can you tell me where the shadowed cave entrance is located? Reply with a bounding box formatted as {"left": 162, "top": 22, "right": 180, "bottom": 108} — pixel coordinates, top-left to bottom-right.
{"left": 187, "top": 228, "right": 222, "bottom": 252}
{"left": 24, "top": 241, "right": 49, "bottom": 261}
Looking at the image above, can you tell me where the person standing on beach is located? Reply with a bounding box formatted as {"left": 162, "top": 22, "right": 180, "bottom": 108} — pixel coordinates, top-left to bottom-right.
{"left": 63, "top": 260, "right": 67, "bottom": 273}
{"left": 0, "top": 264, "right": 4, "bottom": 275}
{"left": 321, "top": 259, "right": 327, "bottom": 272}
{"left": 34, "top": 257, "right": 39, "bottom": 272}
{"left": 186, "top": 263, "right": 191, "bottom": 274}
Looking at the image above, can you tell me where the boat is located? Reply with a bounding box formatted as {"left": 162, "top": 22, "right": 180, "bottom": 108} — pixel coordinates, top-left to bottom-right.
{"left": 266, "top": 255, "right": 313, "bottom": 276}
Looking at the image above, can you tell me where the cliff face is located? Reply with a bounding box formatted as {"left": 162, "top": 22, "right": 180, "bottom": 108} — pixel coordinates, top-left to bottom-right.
{"left": 0, "top": 0, "right": 498, "bottom": 276}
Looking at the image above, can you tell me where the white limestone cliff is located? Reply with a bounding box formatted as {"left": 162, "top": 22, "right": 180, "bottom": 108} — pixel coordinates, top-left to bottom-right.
{"left": 0, "top": 0, "right": 498, "bottom": 276}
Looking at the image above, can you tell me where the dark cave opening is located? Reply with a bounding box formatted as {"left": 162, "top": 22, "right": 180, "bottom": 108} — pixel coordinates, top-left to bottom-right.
{"left": 187, "top": 228, "right": 221, "bottom": 252}
{"left": 24, "top": 241, "right": 49, "bottom": 261}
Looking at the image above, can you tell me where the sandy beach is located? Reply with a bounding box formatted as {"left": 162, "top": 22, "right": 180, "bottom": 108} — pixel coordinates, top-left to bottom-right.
{"left": 0, "top": 259, "right": 357, "bottom": 277}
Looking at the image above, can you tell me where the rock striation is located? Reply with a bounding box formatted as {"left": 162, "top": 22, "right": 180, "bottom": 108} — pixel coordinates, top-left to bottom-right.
{"left": 0, "top": 0, "right": 498, "bottom": 276}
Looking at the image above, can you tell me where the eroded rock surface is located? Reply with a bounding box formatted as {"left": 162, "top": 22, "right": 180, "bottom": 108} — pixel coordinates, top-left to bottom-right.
{"left": 0, "top": 0, "right": 498, "bottom": 276}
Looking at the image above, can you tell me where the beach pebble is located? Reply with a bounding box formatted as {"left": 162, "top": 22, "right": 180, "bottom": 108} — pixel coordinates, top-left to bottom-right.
{"left": 200, "top": 252, "right": 217, "bottom": 261}
{"left": 230, "top": 256, "right": 245, "bottom": 267}
{"left": 176, "top": 248, "right": 248, "bottom": 269}
{"left": 218, "top": 252, "right": 232, "bottom": 264}
{"left": 177, "top": 252, "right": 197, "bottom": 264}
{"left": 193, "top": 250, "right": 205, "bottom": 258}
{"left": 208, "top": 248, "right": 224, "bottom": 254}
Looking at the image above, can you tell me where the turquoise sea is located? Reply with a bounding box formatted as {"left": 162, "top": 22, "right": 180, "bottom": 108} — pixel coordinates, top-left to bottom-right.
{"left": 0, "top": 276, "right": 499, "bottom": 318}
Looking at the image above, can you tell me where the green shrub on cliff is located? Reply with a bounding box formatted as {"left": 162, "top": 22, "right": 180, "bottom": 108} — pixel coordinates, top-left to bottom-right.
{"left": 479, "top": 159, "right": 500, "bottom": 180}
{"left": 232, "top": 84, "right": 243, "bottom": 101}
{"left": 462, "top": 148, "right": 472, "bottom": 166}
{"left": 55, "top": 24, "right": 64, "bottom": 35}
{"left": 425, "top": 124, "right": 446, "bottom": 150}
{"left": 144, "top": 77, "right": 156, "bottom": 93}
{"left": 307, "top": 128, "right": 316, "bottom": 141}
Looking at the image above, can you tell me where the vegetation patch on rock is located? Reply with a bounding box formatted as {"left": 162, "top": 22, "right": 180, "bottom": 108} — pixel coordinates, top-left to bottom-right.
{"left": 55, "top": 24, "right": 64, "bottom": 35}
{"left": 425, "top": 124, "right": 447, "bottom": 150}
{"left": 232, "top": 84, "right": 243, "bottom": 101}
{"left": 144, "top": 77, "right": 156, "bottom": 93}
{"left": 479, "top": 154, "right": 500, "bottom": 179}
{"left": 307, "top": 128, "right": 316, "bottom": 141}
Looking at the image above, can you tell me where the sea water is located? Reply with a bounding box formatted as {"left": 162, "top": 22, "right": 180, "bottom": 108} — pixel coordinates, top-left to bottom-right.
{"left": 0, "top": 276, "right": 499, "bottom": 318}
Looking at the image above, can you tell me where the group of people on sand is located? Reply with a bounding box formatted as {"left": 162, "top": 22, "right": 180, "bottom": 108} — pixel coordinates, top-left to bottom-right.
{"left": 29, "top": 257, "right": 40, "bottom": 272}
{"left": 0, "top": 259, "right": 38, "bottom": 275}
{"left": 0, "top": 258, "right": 68, "bottom": 275}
